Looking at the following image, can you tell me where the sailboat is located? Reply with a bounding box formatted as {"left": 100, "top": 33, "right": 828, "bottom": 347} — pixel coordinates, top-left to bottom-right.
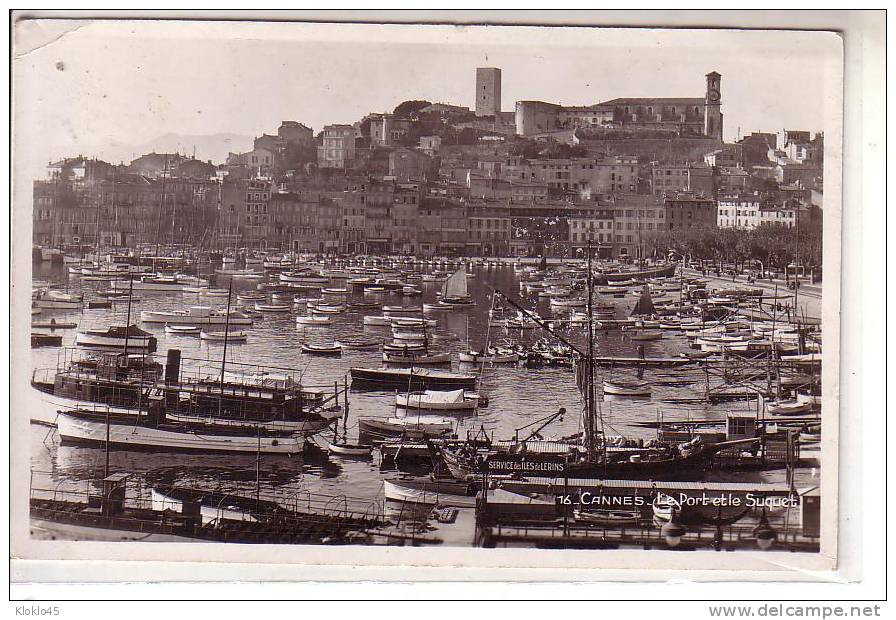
{"left": 437, "top": 267, "right": 475, "bottom": 307}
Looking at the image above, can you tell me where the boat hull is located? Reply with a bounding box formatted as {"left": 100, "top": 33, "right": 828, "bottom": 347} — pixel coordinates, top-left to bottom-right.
{"left": 56, "top": 413, "right": 306, "bottom": 455}
{"left": 383, "top": 480, "right": 477, "bottom": 508}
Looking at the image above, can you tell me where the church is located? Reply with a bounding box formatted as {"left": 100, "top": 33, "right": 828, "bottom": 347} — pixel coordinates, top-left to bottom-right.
{"left": 513, "top": 71, "right": 723, "bottom": 140}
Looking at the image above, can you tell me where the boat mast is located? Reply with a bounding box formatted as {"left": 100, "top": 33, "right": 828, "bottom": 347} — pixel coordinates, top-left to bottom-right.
{"left": 123, "top": 276, "right": 134, "bottom": 358}
{"left": 153, "top": 155, "right": 169, "bottom": 273}
{"left": 94, "top": 158, "right": 102, "bottom": 262}
{"left": 219, "top": 279, "right": 234, "bottom": 409}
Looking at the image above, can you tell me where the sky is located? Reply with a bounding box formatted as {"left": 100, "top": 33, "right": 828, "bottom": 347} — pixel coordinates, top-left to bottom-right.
{"left": 13, "top": 19, "right": 841, "bottom": 183}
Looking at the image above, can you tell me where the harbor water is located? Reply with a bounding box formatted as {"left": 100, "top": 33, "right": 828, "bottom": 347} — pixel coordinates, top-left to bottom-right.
{"left": 28, "top": 261, "right": 819, "bottom": 545}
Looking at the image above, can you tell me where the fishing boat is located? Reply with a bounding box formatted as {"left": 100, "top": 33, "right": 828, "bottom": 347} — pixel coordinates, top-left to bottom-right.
{"left": 310, "top": 303, "right": 345, "bottom": 315}
{"left": 301, "top": 342, "right": 342, "bottom": 355}
{"left": 165, "top": 324, "right": 200, "bottom": 336}
{"left": 279, "top": 271, "right": 329, "bottom": 285}
{"left": 382, "top": 342, "right": 426, "bottom": 353}
{"left": 254, "top": 302, "right": 292, "bottom": 313}
{"left": 327, "top": 441, "right": 373, "bottom": 457}
{"left": 215, "top": 268, "right": 263, "bottom": 278}
{"left": 33, "top": 290, "right": 83, "bottom": 309}
{"left": 358, "top": 415, "right": 454, "bottom": 440}
{"left": 200, "top": 330, "right": 248, "bottom": 343}
{"left": 382, "top": 351, "right": 451, "bottom": 365}
{"left": 766, "top": 400, "right": 815, "bottom": 416}
{"left": 350, "top": 367, "right": 477, "bottom": 390}
{"left": 437, "top": 268, "right": 475, "bottom": 307}
{"left": 458, "top": 348, "right": 519, "bottom": 364}
{"left": 335, "top": 337, "right": 381, "bottom": 351}
{"left": 602, "top": 379, "right": 652, "bottom": 397}
{"left": 111, "top": 274, "right": 206, "bottom": 292}
{"left": 396, "top": 389, "right": 480, "bottom": 412}
{"left": 296, "top": 314, "right": 332, "bottom": 326}
{"left": 363, "top": 315, "right": 391, "bottom": 326}
{"left": 75, "top": 325, "right": 158, "bottom": 353}
{"left": 390, "top": 317, "right": 437, "bottom": 328}
{"left": 236, "top": 292, "right": 267, "bottom": 303}
{"left": 391, "top": 329, "right": 427, "bottom": 342}
{"left": 382, "top": 479, "right": 477, "bottom": 509}
{"left": 140, "top": 306, "right": 254, "bottom": 326}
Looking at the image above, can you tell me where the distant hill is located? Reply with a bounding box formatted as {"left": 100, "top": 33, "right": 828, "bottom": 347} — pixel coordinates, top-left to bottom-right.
{"left": 131, "top": 133, "right": 254, "bottom": 165}
{"left": 89, "top": 133, "right": 253, "bottom": 167}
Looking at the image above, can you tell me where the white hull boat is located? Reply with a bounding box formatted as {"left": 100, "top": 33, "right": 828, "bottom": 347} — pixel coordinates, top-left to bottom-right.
{"left": 382, "top": 352, "right": 450, "bottom": 364}
{"left": 458, "top": 350, "right": 519, "bottom": 364}
{"left": 140, "top": 307, "right": 253, "bottom": 326}
{"left": 383, "top": 480, "right": 477, "bottom": 509}
{"left": 396, "top": 389, "right": 479, "bottom": 411}
{"left": 200, "top": 330, "right": 248, "bottom": 343}
{"left": 327, "top": 442, "right": 373, "bottom": 457}
{"left": 75, "top": 325, "right": 157, "bottom": 352}
{"left": 603, "top": 379, "right": 652, "bottom": 397}
{"left": 296, "top": 315, "right": 332, "bottom": 326}
{"left": 56, "top": 412, "right": 306, "bottom": 455}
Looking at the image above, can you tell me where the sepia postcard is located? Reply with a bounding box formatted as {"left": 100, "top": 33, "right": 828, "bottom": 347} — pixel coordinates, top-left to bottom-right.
{"left": 9, "top": 12, "right": 859, "bottom": 587}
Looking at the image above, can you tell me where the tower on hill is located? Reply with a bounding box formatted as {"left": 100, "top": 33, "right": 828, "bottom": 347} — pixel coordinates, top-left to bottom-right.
{"left": 704, "top": 71, "right": 723, "bottom": 140}
{"left": 476, "top": 67, "right": 502, "bottom": 117}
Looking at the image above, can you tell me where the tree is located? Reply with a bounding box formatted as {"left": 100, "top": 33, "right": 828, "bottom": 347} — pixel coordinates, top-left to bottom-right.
{"left": 393, "top": 100, "right": 432, "bottom": 119}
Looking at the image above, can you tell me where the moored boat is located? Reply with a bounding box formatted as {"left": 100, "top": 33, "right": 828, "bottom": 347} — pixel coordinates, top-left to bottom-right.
{"left": 75, "top": 324, "right": 158, "bottom": 353}
{"left": 350, "top": 367, "right": 477, "bottom": 390}
{"left": 602, "top": 379, "right": 652, "bottom": 397}
{"left": 200, "top": 330, "right": 248, "bottom": 343}
{"left": 140, "top": 306, "right": 253, "bottom": 326}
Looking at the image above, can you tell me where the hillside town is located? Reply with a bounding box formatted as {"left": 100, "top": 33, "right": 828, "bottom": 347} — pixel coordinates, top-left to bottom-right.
{"left": 33, "top": 68, "right": 822, "bottom": 276}
{"left": 27, "top": 62, "right": 826, "bottom": 552}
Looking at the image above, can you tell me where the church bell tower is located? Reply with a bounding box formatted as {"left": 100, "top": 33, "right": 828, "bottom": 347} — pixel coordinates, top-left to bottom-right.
{"left": 704, "top": 71, "right": 723, "bottom": 140}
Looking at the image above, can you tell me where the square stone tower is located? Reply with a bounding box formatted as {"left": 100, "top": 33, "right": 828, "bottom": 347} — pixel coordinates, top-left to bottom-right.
{"left": 475, "top": 67, "right": 502, "bottom": 117}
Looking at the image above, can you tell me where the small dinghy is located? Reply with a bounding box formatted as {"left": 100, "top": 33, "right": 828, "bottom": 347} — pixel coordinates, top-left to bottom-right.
{"left": 200, "top": 330, "right": 248, "bottom": 343}
{"left": 396, "top": 389, "right": 479, "bottom": 412}
{"left": 204, "top": 288, "right": 231, "bottom": 297}
{"left": 363, "top": 315, "right": 392, "bottom": 326}
{"left": 301, "top": 342, "right": 342, "bottom": 355}
{"left": 165, "top": 324, "right": 200, "bottom": 336}
{"left": 255, "top": 303, "right": 292, "bottom": 313}
{"left": 603, "top": 379, "right": 652, "bottom": 397}
{"left": 336, "top": 337, "right": 382, "bottom": 351}
{"left": 766, "top": 400, "right": 814, "bottom": 416}
{"left": 296, "top": 315, "right": 332, "bottom": 326}
{"left": 327, "top": 442, "right": 373, "bottom": 457}
{"left": 383, "top": 342, "right": 426, "bottom": 353}
{"left": 382, "top": 351, "right": 451, "bottom": 365}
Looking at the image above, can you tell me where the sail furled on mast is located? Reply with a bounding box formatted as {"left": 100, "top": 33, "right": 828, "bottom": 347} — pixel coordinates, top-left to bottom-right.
{"left": 630, "top": 285, "right": 656, "bottom": 317}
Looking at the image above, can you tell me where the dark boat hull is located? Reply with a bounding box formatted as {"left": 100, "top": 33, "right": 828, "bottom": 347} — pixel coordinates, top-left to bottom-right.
{"left": 350, "top": 368, "right": 477, "bottom": 390}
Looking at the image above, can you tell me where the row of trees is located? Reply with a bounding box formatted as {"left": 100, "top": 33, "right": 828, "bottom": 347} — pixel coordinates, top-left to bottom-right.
{"left": 643, "top": 218, "right": 823, "bottom": 273}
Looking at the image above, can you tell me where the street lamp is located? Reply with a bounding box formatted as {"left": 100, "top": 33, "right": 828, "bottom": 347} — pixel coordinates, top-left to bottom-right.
{"left": 661, "top": 517, "right": 687, "bottom": 548}
{"left": 753, "top": 509, "right": 778, "bottom": 550}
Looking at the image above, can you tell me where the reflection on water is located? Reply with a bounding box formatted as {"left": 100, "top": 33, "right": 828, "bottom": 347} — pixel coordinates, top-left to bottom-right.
{"left": 28, "top": 261, "right": 816, "bottom": 543}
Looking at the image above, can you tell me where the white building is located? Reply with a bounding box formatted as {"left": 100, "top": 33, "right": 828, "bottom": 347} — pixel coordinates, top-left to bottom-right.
{"left": 718, "top": 197, "right": 804, "bottom": 230}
